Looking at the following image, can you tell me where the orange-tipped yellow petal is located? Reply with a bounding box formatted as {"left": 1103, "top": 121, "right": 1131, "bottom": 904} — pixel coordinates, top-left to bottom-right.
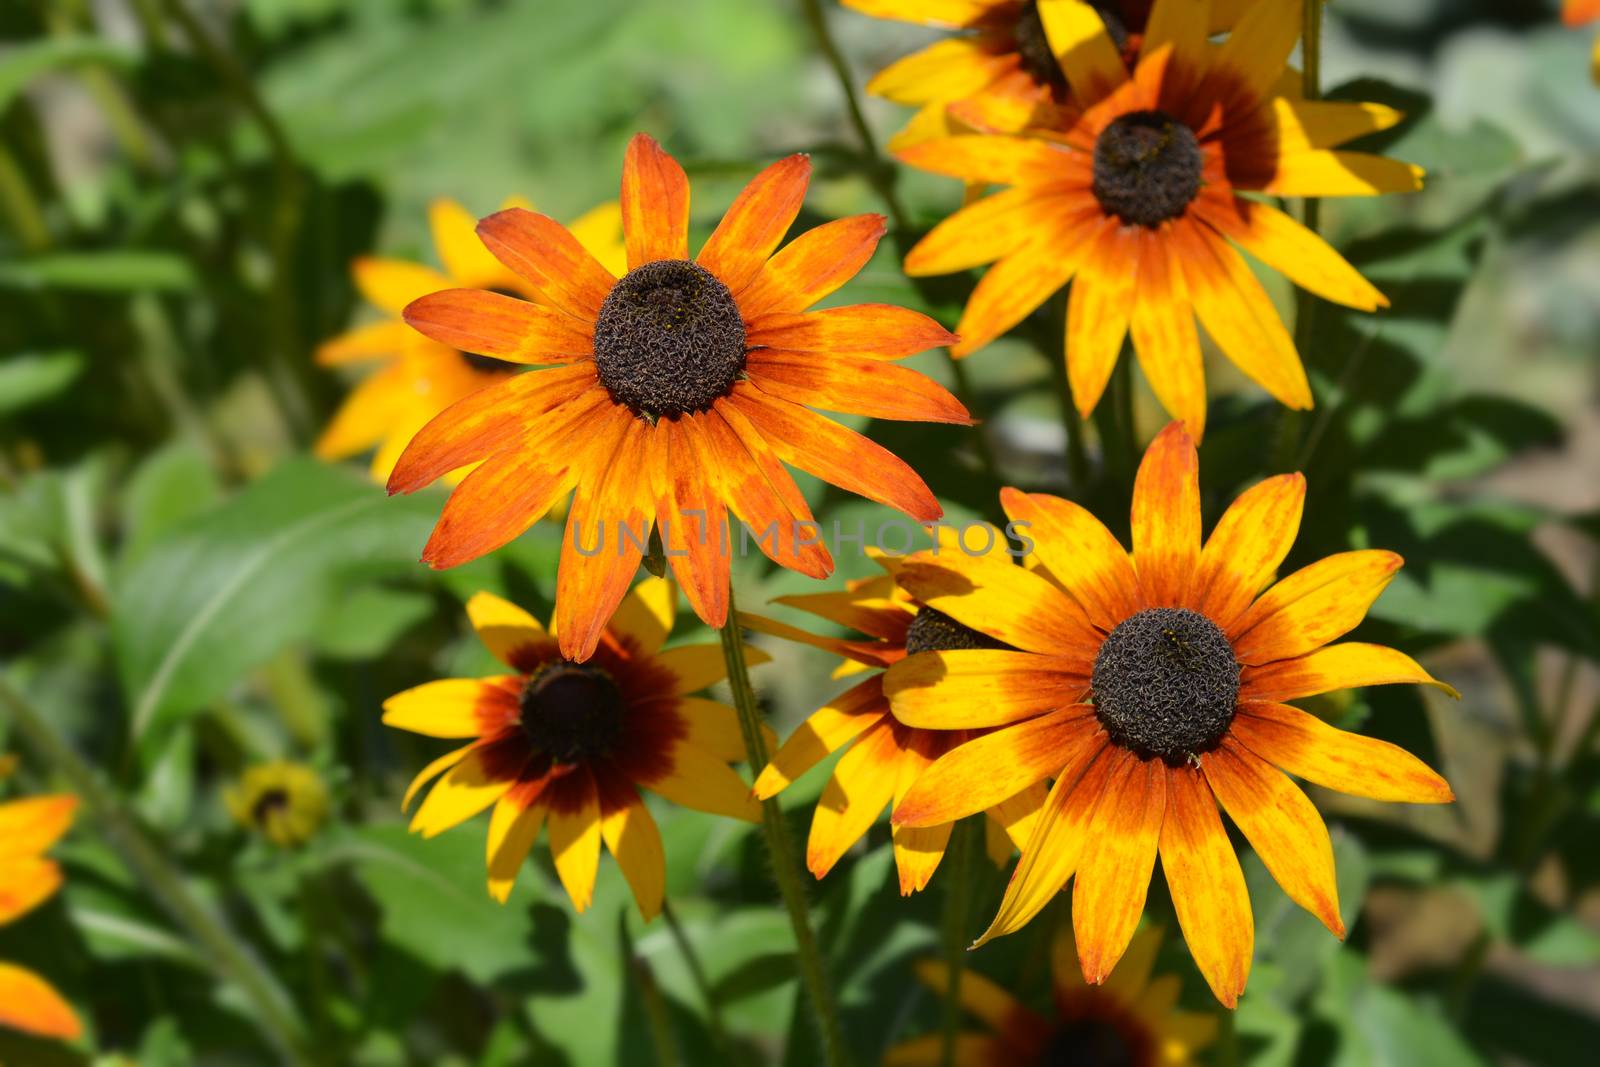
{"left": 1160, "top": 763, "right": 1253, "bottom": 1008}
{"left": 1072, "top": 752, "right": 1167, "bottom": 985}
{"left": 0, "top": 962, "right": 81, "bottom": 1040}
{"left": 599, "top": 784, "right": 666, "bottom": 921}
{"left": 886, "top": 650, "right": 1089, "bottom": 729}
{"left": 1232, "top": 701, "right": 1454, "bottom": 804}
{"left": 1192, "top": 473, "right": 1306, "bottom": 631}
{"left": 807, "top": 718, "right": 902, "bottom": 879}
{"left": 1240, "top": 642, "right": 1459, "bottom": 703}
{"left": 754, "top": 676, "right": 888, "bottom": 798}
{"left": 547, "top": 770, "right": 602, "bottom": 913}
{"left": 1229, "top": 550, "right": 1403, "bottom": 665}
{"left": 1131, "top": 422, "right": 1202, "bottom": 608}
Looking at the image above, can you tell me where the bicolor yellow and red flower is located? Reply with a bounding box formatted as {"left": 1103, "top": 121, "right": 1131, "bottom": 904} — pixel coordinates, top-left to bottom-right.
{"left": 316, "top": 195, "right": 625, "bottom": 484}
{"left": 742, "top": 558, "right": 1044, "bottom": 895}
{"left": 883, "top": 422, "right": 1456, "bottom": 1006}
{"left": 0, "top": 790, "right": 81, "bottom": 1041}
{"left": 885, "top": 925, "right": 1214, "bottom": 1065}
{"left": 384, "top": 578, "right": 765, "bottom": 918}
{"left": 897, "top": 0, "right": 1422, "bottom": 439}
{"left": 391, "top": 133, "right": 967, "bottom": 661}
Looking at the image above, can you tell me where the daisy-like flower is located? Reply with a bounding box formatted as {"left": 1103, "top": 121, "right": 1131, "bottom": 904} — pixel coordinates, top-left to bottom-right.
{"left": 383, "top": 578, "right": 764, "bottom": 918}
{"left": 0, "top": 790, "right": 81, "bottom": 1041}
{"left": 1566, "top": 0, "right": 1600, "bottom": 81}
{"left": 315, "top": 195, "right": 625, "bottom": 484}
{"left": 847, "top": 0, "right": 1255, "bottom": 149}
{"left": 743, "top": 558, "right": 1044, "bottom": 895}
{"left": 897, "top": 0, "right": 1423, "bottom": 439}
{"left": 883, "top": 422, "right": 1456, "bottom": 1006}
{"left": 226, "top": 761, "right": 330, "bottom": 848}
{"left": 390, "top": 133, "right": 967, "bottom": 661}
{"left": 885, "top": 924, "right": 1214, "bottom": 1066}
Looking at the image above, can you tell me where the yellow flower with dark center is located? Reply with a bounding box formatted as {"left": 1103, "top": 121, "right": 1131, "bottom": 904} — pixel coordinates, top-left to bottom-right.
{"left": 882, "top": 422, "right": 1456, "bottom": 1006}
{"left": 885, "top": 925, "right": 1214, "bottom": 1065}
{"left": 383, "top": 578, "right": 766, "bottom": 918}
{"left": 742, "top": 560, "right": 1043, "bottom": 895}
{"left": 226, "top": 761, "right": 330, "bottom": 848}
{"left": 1566, "top": 0, "right": 1600, "bottom": 81}
{"left": 896, "top": 0, "right": 1423, "bottom": 440}
{"left": 315, "top": 196, "right": 625, "bottom": 484}
{"left": 0, "top": 790, "right": 82, "bottom": 1041}
{"left": 389, "top": 133, "right": 968, "bottom": 662}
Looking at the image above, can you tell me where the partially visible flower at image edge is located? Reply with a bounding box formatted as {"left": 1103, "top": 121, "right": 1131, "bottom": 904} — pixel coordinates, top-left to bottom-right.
{"left": 391, "top": 132, "right": 969, "bottom": 662}
{"left": 226, "top": 761, "right": 330, "bottom": 849}
{"left": 741, "top": 555, "right": 1045, "bottom": 896}
{"left": 883, "top": 422, "right": 1456, "bottom": 1006}
{"left": 383, "top": 578, "right": 766, "bottom": 918}
{"left": 897, "top": 0, "right": 1422, "bottom": 439}
{"left": 1565, "top": 0, "right": 1600, "bottom": 81}
{"left": 885, "top": 924, "right": 1214, "bottom": 1066}
{"left": 314, "top": 195, "right": 625, "bottom": 484}
{"left": 0, "top": 788, "right": 82, "bottom": 1041}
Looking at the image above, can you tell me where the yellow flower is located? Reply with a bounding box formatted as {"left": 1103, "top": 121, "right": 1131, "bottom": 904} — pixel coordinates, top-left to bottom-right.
{"left": 384, "top": 577, "right": 766, "bottom": 918}
{"left": 227, "top": 761, "right": 330, "bottom": 848}
{"left": 885, "top": 925, "right": 1215, "bottom": 1065}
{"left": 315, "top": 196, "right": 626, "bottom": 484}
{"left": 0, "top": 790, "right": 82, "bottom": 1041}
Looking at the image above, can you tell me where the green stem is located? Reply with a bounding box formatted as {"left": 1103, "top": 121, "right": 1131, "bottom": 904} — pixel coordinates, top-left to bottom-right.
{"left": 720, "top": 587, "right": 849, "bottom": 1067}
{"left": 0, "top": 675, "right": 314, "bottom": 1066}
{"left": 622, "top": 913, "right": 682, "bottom": 1067}
{"left": 1093, "top": 356, "right": 1136, "bottom": 494}
{"left": 938, "top": 820, "right": 976, "bottom": 1067}
{"left": 661, "top": 900, "right": 731, "bottom": 1061}
{"left": 0, "top": 144, "right": 51, "bottom": 252}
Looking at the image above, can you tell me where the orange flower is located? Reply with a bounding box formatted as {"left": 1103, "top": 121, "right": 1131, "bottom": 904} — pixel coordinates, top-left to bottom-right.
{"left": 315, "top": 196, "right": 625, "bottom": 484}
{"left": 384, "top": 579, "right": 764, "bottom": 917}
{"left": 846, "top": 0, "right": 1257, "bottom": 150}
{"left": 1566, "top": 0, "right": 1600, "bottom": 81}
{"left": 391, "top": 133, "right": 967, "bottom": 661}
{"left": 0, "top": 792, "right": 82, "bottom": 1041}
{"left": 885, "top": 925, "right": 1215, "bottom": 1065}
{"left": 897, "top": 0, "right": 1422, "bottom": 439}
{"left": 882, "top": 422, "right": 1456, "bottom": 1006}
{"left": 742, "top": 560, "right": 1044, "bottom": 895}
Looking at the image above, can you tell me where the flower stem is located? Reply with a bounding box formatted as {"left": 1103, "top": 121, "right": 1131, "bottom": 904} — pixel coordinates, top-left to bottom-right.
{"left": 0, "top": 675, "right": 315, "bottom": 1066}
{"left": 719, "top": 586, "right": 850, "bottom": 1067}
{"left": 662, "top": 900, "right": 731, "bottom": 1060}
{"left": 939, "top": 819, "right": 976, "bottom": 1067}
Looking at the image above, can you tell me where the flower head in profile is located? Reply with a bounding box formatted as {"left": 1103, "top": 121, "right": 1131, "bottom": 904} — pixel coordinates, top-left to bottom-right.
{"left": 845, "top": 0, "right": 1257, "bottom": 149}
{"left": 391, "top": 133, "right": 966, "bottom": 661}
{"left": 743, "top": 557, "right": 1044, "bottom": 895}
{"left": 315, "top": 195, "right": 625, "bottom": 483}
{"left": 884, "top": 422, "right": 1456, "bottom": 1006}
{"left": 885, "top": 925, "right": 1214, "bottom": 1066}
{"left": 384, "top": 578, "right": 764, "bottom": 918}
{"left": 226, "top": 761, "right": 330, "bottom": 848}
{"left": 898, "top": 0, "right": 1422, "bottom": 439}
{"left": 0, "top": 787, "right": 81, "bottom": 1041}
{"left": 1566, "top": 0, "right": 1600, "bottom": 81}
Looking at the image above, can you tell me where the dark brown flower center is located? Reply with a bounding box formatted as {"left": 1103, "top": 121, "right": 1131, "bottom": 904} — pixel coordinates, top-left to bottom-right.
{"left": 519, "top": 662, "right": 626, "bottom": 763}
{"left": 1039, "top": 1017, "right": 1142, "bottom": 1067}
{"left": 1013, "top": 1, "right": 1068, "bottom": 93}
{"left": 904, "top": 606, "right": 1012, "bottom": 655}
{"left": 592, "top": 259, "right": 746, "bottom": 418}
{"left": 250, "top": 788, "right": 291, "bottom": 827}
{"left": 1091, "top": 110, "right": 1203, "bottom": 227}
{"left": 1091, "top": 607, "right": 1239, "bottom": 764}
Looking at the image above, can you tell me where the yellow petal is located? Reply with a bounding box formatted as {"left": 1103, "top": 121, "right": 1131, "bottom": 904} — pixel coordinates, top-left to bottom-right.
{"left": 382, "top": 678, "right": 511, "bottom": 738}
{"left": 0, "top": 962, "right": 81, "bottom": 1040}
{"left": 0, "top": 795, "right": 76, "bottom": 860}
{"left": 641, "top": 742, "right": 762, "bottom": 823}
{"left": 1232, "top": 701, "right": 1454, "bottom": 804}
{"left": 610, "top": 576, "right": 677, "bottom": 656}
{"left": 466, "top": 591, "right": 549, "bottom": 670}
{"left": 1039, "top": 0, "right": 1128, "bottom": 105}
{"left": 753, "top": 676, "right": 888, "bottom": 798}
{"left": 677, "top": 696, "right": 775, "bottom": 763}
{"left": 548, "top": 772, "right": 602, "bottom": 913}
{"left": 600, "top": 786, "right": 666, "bottom": 921}
{"left": 654, "top": 642, "right": 771, "bottom": 695}
{"left": 352, "top": 256, "right": 450, "bottom": 316}
{"left": 409, "top": 748, "right": 514, "bottom": 838}
{"left": 486, "top": 791, "right": 547, "bottom": 903}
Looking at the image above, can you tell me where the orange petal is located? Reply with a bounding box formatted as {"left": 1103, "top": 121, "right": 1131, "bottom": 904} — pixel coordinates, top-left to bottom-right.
{"left": 699, "top": 404, "right": 833, "bottom": 579}
{"left": 893, "top": 706, "right": 1098, "bottom": 827}
{"left": 402, "top": 289, "right": 594, "bottom": 364}
{"left": 885, "top": 649, "right": 1090, "bottom": 729}
{"left": 698, "top": 154, "right": 811, "bottom": 294}
{"left": 895, "top": 135, "right": 1075, "bottom": 186}
{"left": 0, "top": 962, "right": 81, "bottom": 1040}
{"left": 999, "top": 487, "right": 1140, "bottom": 631}
{"left": 893, "top": 553, "right": 1103, "bottom": 661}
{"left": 739, "top": 611, "right": 901, "bottom": 671}
{"left": 621, "top": 133, "right": 691, "bottom": 269}
{"left": 807, "top": 717, "right": 902, "bottom": 879}
{"left": 0, "top": 795, "right": 77, "bottom": 859}
{"left": 745, "top": 304, "right": 956, "bottom": 358}
{"left": 649, "top": 416, "right": 731, "bottom": 628}
{"left": 890, "top": 729, "right": 958, "bottom": 894}
{"left": 754, "top": 676, "right": 888, "bottom": 799}
{"left": 1130, "top": 421, "right": 1202, "bottom": 607}
{"left": 725, "top": 383, "right": 941, "bottom": 522}
{"left": 770, "top": 588, "right": 912, "bottom": 642}
{"left": 1232, "top": 701, "right": 1454, "bottom": 804}
{"left": 736, "top": 214, "right": 887, "bottom": 319}
{"left": 1201, "top": 738, "right": 1344, "bottom": 937}
{"left": 1160, "top": 762, "right": 1253, "bottom": 1008}
{"left": 547, "top": 768, "right": 603, "bottom": 912}
{"left": 1229, "top": 550, "right": 1403, "bottom": 665}
{"left": 1066, "top": 222, "right": 1139, "bottom": 418}
{"left": 555, "top": 419, "right": 657, "bottom": 661}
{"left": 904, "top": 185, "right": 1080, "bottom": 276}
{"left": 949, "top": 212, "right": 1100, "bottom": 356}
{"left": 0, "top": 856, "right": 62, "bottom": 924}
{"left": 1073, "top": 752, "right": 1167, "bottom": 985}
{"left": 1192, "top": 473, "right": 1306, "bottom": 630}
{"left": 1127, "top": 228, "right": 1207, "bottom": 439}
{"left": 746, "top": 350, "right": 970, "bottom": 424}
{"left": 1195, "top": 197, "right": 1386, "bottom": 312}
{"left": 476, "top": 208, "right": 616, "bottom": 320}
{"left": 1239, "top": 642, "right": 1458, "bottom": 703}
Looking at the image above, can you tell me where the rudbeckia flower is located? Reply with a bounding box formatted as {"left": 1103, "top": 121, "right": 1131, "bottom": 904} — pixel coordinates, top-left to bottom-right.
{"left": 885, "top": 925, "right": 1214, "bottom": 1065}
{"left": 883, "top": 422, "right": 1456, "bottom": 1006}
{"left": 391, "top": 133, "right": 967, "bottom": 661}
{"left": 0, "top": 791, "right": 81, "bottom": 1041}
{"left": 846, "top": 0, "right": 1255, "bottom": 149}
{"left": 1566, "top": 0, "right": 1600, "bottom": 81}
{"left": 742, "top": 559, "right": 1044, "bottom": 895}
{"left": 315, "top": 195, "right": 626, "bottom": 483}
{"left": 384, "top": 578, "right": 764, "bottom": 918}
{"left": 226, "top": 761, "right": 330, "bottom": 848}
{"left": 897, "top": 0, "right": 1423, "bottom": 439}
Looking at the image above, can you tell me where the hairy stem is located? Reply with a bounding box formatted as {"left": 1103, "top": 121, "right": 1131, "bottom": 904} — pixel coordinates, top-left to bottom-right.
{"left": 939, "top": 820, "right": 976, "bottom": 1067}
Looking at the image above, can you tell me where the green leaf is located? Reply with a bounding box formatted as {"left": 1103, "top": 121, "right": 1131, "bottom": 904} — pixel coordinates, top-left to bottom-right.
{"left": 0, "top": 251, "right": 196, "bottom": 293}
{"left": 311, "top": 584, "right": 435, "bottom": 659}
{"left": 0, "top": 35, "right": 134, "bottom": 112}
{"left": 113, "top": 459, "right": 438, "bottom": 757}
{"left": 118, "top": 441, "right": 224, "bottom": 571}
{"left": 0, "top": 351, "right": 84, "bottom": 415}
